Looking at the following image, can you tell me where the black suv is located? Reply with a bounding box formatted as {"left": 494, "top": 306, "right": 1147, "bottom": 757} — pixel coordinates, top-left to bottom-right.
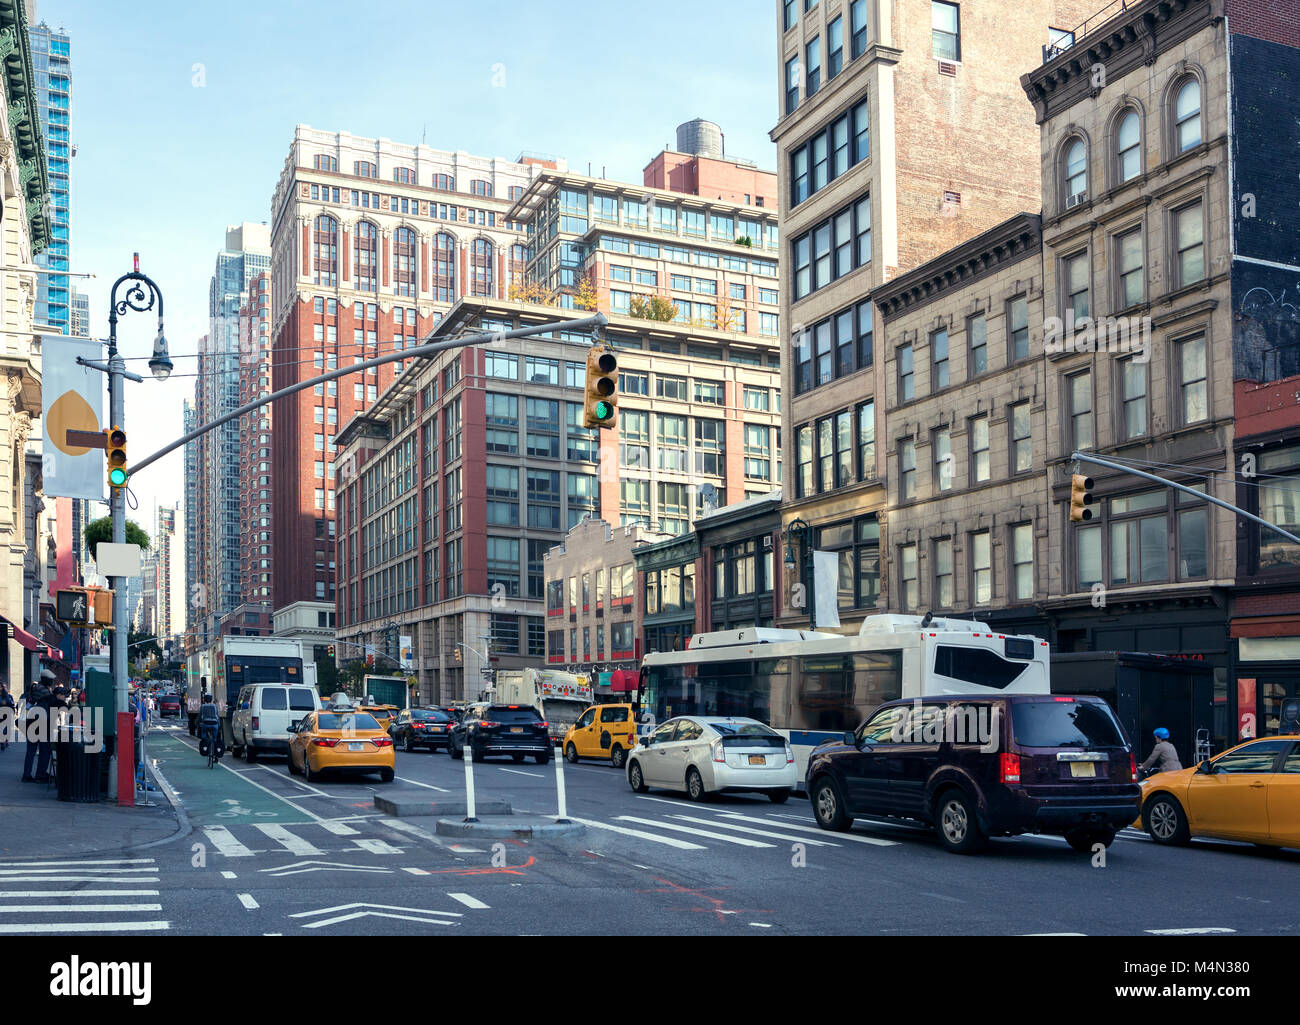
{"left": 806, "top": 694, "right": 1140, "bottom": 854}
{"left": 389, "top": 707, "right": 456, "bottom": 752}
{"left": 449, "top": 704, "right": 552, "bottom": 765}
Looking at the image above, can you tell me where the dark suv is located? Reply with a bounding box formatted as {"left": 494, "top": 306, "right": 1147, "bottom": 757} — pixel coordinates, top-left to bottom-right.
{"left": 449, "top": 704, "right": 552, "bottom": 765}
{"left": 389, "top": 707, "right": 455, "bottom": 752}
{"left": 805, "top": 694, "right": 1140, "bottom": 854}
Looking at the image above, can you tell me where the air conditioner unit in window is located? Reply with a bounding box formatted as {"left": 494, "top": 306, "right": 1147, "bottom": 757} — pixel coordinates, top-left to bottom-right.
{"left": 937, "top": 61, "right": 958, "bottom": 76}
{"left": 1066, "top": 192, "right": 1088, "bottom": 209}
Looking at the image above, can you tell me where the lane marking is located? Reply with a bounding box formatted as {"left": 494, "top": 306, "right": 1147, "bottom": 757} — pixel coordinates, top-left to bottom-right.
{"left": 236, "top": 893, "right": 259, "bottom": 910}
{"left": 447, "top": 892, "right": 490, "bottom": 909}
{"left": 0, "top": 890, "right": 159, "bottom": 898}
{"left": 256, "top": 824, "right": 326, "bottom": 857}
{"left": 352, "top": 838, "right": 404, "bottom": 855}
{"left": 1146, "top": 928, "right": 1237, "bottom": 935}
{"left": 0, "top": 877, "right": 160, "bottom": 885}
{"left": 497, "top": 768, "right": 545, "bottom": 778}
{"left": 0, "top": 867, "right": 157, "bottom": 876}
{"left": 716, "top": 812, "right": 901, "bottom": 847}
{"left": 750, "top": 922, "right": 773, "bottom": 928}
{"left": 402, "top": 868, "right": 430, "bottom": 875}
{"left": 0, "top": 858, "right": 154, "bottom": 868}
{"left": 256, "top": 764, "right": 330, "bottom": 797}
{"left": 298, "top": 911, "right": 455, "bottom": 929}
{"left": 209, "top": 759, "right": 333, "bottom": 822}
{"left": 203, "top": 826, "right": 256, "bottom": 858}
{"left": 0, "top": 904, "right": 163, "bottom": 913}
{"left": 569, "top": 817, "right": 706, "bottom": 850}
{"left": 383, "top": 819, "right": 444, "bottom": 845}
{"left": 220, "top": 872, "right": 237, "bottom": 880}
{"left": 1023, "top": 932, "right": 1088, "bottom": 936}
{"left": 0, "top": 921, "right": 170, "bottom": 934}
{"left": 395, "top": 776, "right": 451, "bottom": 793}
{"left": 633, "top": 795, "right": 695, "bottom": 809}
{"left": 318, "top": 820, "right": 362, "bottom": 836}
{"left": 668, "top": 814, "right": 841, "bottom": 847}
{"left": 615, "top": 816, "right": 775, "bottom": 848}
{"left": 290, "top": 902, "right": 464, "bottom": 918}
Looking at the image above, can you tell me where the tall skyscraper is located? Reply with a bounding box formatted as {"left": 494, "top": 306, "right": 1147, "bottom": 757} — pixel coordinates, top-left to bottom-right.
{"left": 27, "top": 9, "right": 71, "bottom": 334}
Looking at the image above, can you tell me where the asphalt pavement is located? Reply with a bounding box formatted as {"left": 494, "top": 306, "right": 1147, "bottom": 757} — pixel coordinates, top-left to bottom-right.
{"left": 2, "top": 721, "right": 1296, "bottom": 936}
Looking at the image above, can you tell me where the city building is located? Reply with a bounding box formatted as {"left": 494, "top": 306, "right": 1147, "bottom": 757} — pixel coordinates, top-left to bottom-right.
{"left": 642, "top": 119, "right": 776, "bottom": 207}
{"left": 0, "top": 0, "right": 53, "bottom": 692}
{"left": 267, "top": 126, "right": 561, "bottom": 631}
{"left": 271, "top": 600, "right": 336, "bottom": 684}
{"left": 543, "top": 518, "right": 669, "bottom": 692}
{"left": 772, "top": 0, "right": 1098, "bottom": 631}
{"left": 335, "top": 296, "right": 783, "bottom": 704}
{"left": 69, "top": 286, "right": 87, "bottom": 337}
{"left": 155, "top": 503, "right": 185, "bottom": 648}
{"left": 238, "top": 272, "right": 273, "bottom": 605}
{"left": 26, "top": 8, "right": 70, "bottom": 335}
{"left": 182, "top": 397, "right": 202, "bottom": 653}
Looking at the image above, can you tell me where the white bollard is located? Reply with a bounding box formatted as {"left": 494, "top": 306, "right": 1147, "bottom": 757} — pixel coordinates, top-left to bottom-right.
{"left": 463, "top": 739, "right": 478, "bottom": 822}
{"left": 554, "top": 741, "right": 570, "bottom": 823}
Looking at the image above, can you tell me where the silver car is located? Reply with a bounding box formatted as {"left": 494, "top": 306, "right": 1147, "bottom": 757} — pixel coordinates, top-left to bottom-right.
{"left": 626, "top": 716, "right": 797, "bottom": 803}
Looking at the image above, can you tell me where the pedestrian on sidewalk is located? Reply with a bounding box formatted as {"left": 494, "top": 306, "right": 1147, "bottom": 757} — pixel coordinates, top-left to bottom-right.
{"left": 0, "top": 683, "right": 15, "bottom": 752}
{"left": 22, "top": 669, "right": 66, "bottom": 782}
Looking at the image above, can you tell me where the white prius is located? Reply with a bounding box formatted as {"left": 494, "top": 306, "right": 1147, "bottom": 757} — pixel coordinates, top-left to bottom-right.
{"left": 626, "top": 716, "right": 798, "bottom": 803}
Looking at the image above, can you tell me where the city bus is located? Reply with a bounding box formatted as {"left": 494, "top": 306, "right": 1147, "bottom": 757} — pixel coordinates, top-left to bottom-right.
{"left": 637, "top": 614, "right": 1051, "bottom": 782}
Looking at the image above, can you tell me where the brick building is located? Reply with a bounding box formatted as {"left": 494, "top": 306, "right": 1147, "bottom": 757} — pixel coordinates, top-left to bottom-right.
{"left": 238, "top": 272, "right": 273, "bottom": 605}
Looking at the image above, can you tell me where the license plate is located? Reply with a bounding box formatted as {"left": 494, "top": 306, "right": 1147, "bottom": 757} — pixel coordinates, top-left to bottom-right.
{"left": 1070, "top": 762, "right": 1096, "bottom": 778}
{"left": 432, "top": 726, "right": 443, "bottom": 732}
{"left": 748, "top": 755, "right": 766, "bottom": 766}
{"left": 511, "top": 727, "right": 523, "bottom": 734}
{"left": 349, "top": 743, "right": 365, "bottom": 752}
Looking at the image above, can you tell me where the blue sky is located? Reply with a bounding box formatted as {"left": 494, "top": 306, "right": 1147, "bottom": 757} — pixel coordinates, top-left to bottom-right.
{"left": 50, "top": 0, "right": 780, "bottom": 517}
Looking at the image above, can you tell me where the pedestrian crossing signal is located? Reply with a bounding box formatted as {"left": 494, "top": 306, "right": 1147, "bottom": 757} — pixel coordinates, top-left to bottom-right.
{"left": 583, "top": 346, "right": 618, "bottom": 429}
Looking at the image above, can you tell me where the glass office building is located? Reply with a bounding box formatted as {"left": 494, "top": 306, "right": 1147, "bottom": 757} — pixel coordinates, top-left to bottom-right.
{"left": 28, "top": 17, "right": 71, "bottom": 333}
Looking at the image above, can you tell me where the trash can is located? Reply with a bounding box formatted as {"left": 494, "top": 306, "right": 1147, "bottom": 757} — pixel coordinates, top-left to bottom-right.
{"left": 56, "top": 727, "right": 102, "bottom": 803}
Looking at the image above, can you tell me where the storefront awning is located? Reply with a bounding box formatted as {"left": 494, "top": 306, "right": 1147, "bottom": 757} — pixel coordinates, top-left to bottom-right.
{"left": 1, "top": 617, "right": 59, "bottom": 660}
{"left": 609, "top": 670, "right": 639, "bottom": 693}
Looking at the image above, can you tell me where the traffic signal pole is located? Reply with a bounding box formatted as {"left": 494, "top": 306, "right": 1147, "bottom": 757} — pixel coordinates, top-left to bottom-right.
{"left": 1070, "top": 450, "right": 1300, "bottom": 546}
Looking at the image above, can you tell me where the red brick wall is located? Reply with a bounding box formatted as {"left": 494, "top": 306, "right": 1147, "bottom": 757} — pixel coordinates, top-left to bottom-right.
{"left": 1227, "top": 0, "right": 1300, "bottom": 46}
{"left": 1235, "top": 377, "right": 1300, "bottom": 439}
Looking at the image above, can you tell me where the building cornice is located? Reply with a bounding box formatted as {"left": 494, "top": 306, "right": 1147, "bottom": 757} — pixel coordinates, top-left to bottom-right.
{"left": 0, "top": 0, "right": 50, "bottom": 251}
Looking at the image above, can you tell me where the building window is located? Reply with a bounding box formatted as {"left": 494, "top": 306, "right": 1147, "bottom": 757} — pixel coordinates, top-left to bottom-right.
{"left": 1116, "top": 228, "right": 1144, "bottom": 308}
{"left": 932, "top": 1, "right": 960, "bottom": 61}
{"left": 899, "top": 438, "right": 916, "bottom": 501}
{"left": 806, "top": 37, "right": 821, "bottom": 96}
{"left": 394, "top": 226, "right": 417, "bottom": 297}
{"left": 354, "top": 220, "right": 377, "bottom": 292}
{"left": 354, "top": 160, "right": 376, "bottom": 178}
{"left": 1173, "top": 201, "right": 1205, "bottom": 287}
{"left": 432, "top": 233, "right": 456, "bottom": 302}
{"left": 1116, "top": 110, "right": 1141, "bottom": 184}
{"left": 932, "top": 327, "right": 949, "bottom": 390}
{"left": 797, "top": 424, "right": 814, "bottom": 498}
{"left": 934, "top": 539, "right": 954, "bottom": 608}
{"left": 1010, "top": 402, "right": 1031, "bottom": 474}
{"left": 899, "top": 544, "right": 918, "bottom": 611}
{"left": 1008, "top": 296, "right": 1029, "bottom": 362}
{"left": 851, "top": 0, "right": 868, "bottom": 58}
{"left": 527, "top": 470, "right": 561, "bottom": 529}
{"left": 485, "top": 465, "right": 519, "bottom": 526}
{"left": 1068, "top": 370, "right": 1093, "bottom": 450}
{"left": 785, "top": 56, "right": 800, "bottom": 115}
{"left": 970, "top": 415, "right": 990, "bottom": 484}
{"left": 784, "top": 0, "right": 797, "bottom": 31}
{"left": 1254, "top": 446, "right": 1300, "bottom": 573}
{"left": 470, "top": 239, "right": 494, "bottom": 297}
{"left": 1064, "top": 250, "right": 1090, "bottom": 320}
{"left": 470, "top": 179, "right": 493, "bottom": 197}
{"left": 1011, "top": 523, "right": 1034, "bottom": 602}
{"left": 1177, "top": 334, "right": 1208, "bottom": 425}
{"left": 314, "top": 154, "right": 337, "bottom": 172}
{"left": 486, "top": 537, "right": 520, "bottom": 597}
{"left": 934, "top": 428, "right": 952, "bottom": 492}
{"left": 1174, "top": 78, "right": 1202, "bottom": 153}
{"left": 1119, "top": 357, "right": 1147, "bottom": 440}
{"left": 898, "top": 344, "right": 914, "bottom": 403}
{"left": 313, "top": 215, "right": 338, "bottom": 286}
{"left": 971, "top": 530, "right": 991, "bottom": 605}
{"left": 1064, "top": 138, "right": 1087, "bottom": 205}
{"left": 828, "top": 15, "right": 844, "bottom": 77}
{"left": 815, "top": 515, "right": 880, "bottom": 612}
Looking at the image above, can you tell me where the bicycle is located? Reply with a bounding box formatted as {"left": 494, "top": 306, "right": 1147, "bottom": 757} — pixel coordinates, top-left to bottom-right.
{"left": 199, "top": 724, "right": 222, "bottom": 769}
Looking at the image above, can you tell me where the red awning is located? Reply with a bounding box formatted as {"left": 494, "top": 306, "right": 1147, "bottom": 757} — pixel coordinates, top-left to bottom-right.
{"left": 609, "top": 670, "right": 639, "bottom": 693}
{"left": 1, "top": 618, "right": 58, "bottom": 659}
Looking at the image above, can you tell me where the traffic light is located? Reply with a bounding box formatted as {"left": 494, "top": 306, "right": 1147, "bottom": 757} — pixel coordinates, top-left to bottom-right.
{"left": 91, "top": 589, "right": 114, "bottom": 627}
{"left": 106, "top": 426, "right": 128, "bottom": 489}
{"left": 1069, "top": 474, "right": 1095, "bottom": 522}
{"left": 583, "top": 345, "right": 618, "bottom": 429}
{"left": 454, "top": 647, "right": 462, "bottom": 663}
{"left": 327, "top": 644, "right": 336, "bottom": 660}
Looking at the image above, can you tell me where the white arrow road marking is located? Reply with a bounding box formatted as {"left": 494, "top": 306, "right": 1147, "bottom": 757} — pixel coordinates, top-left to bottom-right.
{"left": 351, "top": 838, "right": 404, "bottom": 855}
{"left": 0, "top": 904, "right": 163, "bottom": 913}
{"left": 0, "top": 922, "right": 170, "bottom": 934}
{"left": 256, "top": 824, "right": 325, "bottom": 856}
{"left": 716, "top": 812, "right": 901, "bottom": 847}
{"left": 669, "top": 814, "right": 842, "bottom": 847}
{"left": 317, "top": 820, "right": 361, "bottom": 836}
{"left": 236, "top": 894, "right": 259, "bottom": 910}
{"left": 1145, "top": 928, "right": 1237, "bottom": 935}
{"left": 0, "top": 890, "right": 159, "bottom": 898}
{"left": 446, "top": 893, "right": 489, "bottom": 909}
{"left": 569, "top": 817, "right": 705, "bottom": 850}
{"left": 395, "top": 776, "right": 450, "bottom": 792}
{"left": 203, "top": 826, "right": 256, "bottom": 858}
{"left": 615, "top": 816, "right": 776, "bottom": 848}
{"left": 298, "top": 911, "right": 457, "bottom": 929}
{"left": 291, "top": 902, "right": 464, "bottom": 920}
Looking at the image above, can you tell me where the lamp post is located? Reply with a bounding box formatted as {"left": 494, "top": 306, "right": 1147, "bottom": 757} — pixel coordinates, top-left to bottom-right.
{"left": 783, "top": 517, "right": 815, "bottom": 630}
{"left": 77, "top": 255, "right": 169, "bottom": 804}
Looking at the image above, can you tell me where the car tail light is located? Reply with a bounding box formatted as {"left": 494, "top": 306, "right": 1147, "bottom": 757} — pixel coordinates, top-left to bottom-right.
{"left": 479, "top": 720, "right": 498, "bottom": 728}
{"left": 1000, "top": 752, "right": 1021, "bottom": 783}
{"left": 1128, "top": 754, "right": 1137, "bottom": 782}
{"left": 712, "top": 741, "right": 725, "bottom": 763}
{"left": 373, "top": 737, "right": 393, "bottom": 747}
{"left": 251, "top": 716, "right": 259, "bottom": 730}
{"left": 312, "top": 738, "right": 339, "bottom": 748}
{"left": 785, "top": 746, "right": 795, "bottom": 764}
{"left": 536, "top": 720, "right": 548, "bottom": 730}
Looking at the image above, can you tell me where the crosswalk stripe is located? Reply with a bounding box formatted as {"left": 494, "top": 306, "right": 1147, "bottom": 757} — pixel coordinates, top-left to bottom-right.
{"left": 0, "top": 867, "right": 156, "bottom": 876}
{"left": 447, "top": 893, "right": 490, "bottom": 909}
{"left": 0, "top": 921, "right": 171, "bottom": 934}
{"left": 716, "top": 812, "right": 901, "bottom": 847}
{"left": 615, "top": 816, "right": 776, "bottom": 848}
{"left": 237, "top": 894, "right": 259, "bottom": 910}
{"left": 569, "top": 817, "right": 706, "bottom": 850}
{"left": 0, "top": 904, "right": 163, "bottom": 913}
{"left": 203, "top": 826, "right": 256, "bottom": 858}
{"left": 382, "top": 819, "right": 442, "bottom": 844}
{"left": 0, "top": 877, "right": 160, "bottom": 885}
{"left": 351, "top": 838, "right": 404, "bottom": 855}
{"left": 256, "top": 824, "right": 325, "bottom": 856}
{"left": 318, "top": 820, "right": 361, "bottom": 836}
{"left": 0, "top": 891, "right": 159, "bottom": 898}
{"left": 0, "top": 859, "right": 154, "bottom": 868}
{"left": 668, "top": 815, "right": 841, "bottom": 846}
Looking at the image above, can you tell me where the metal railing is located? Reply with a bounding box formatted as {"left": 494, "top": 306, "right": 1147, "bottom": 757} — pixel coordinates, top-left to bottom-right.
{"left": 1042, "top": 0, "right": 1130, "bottom": 63}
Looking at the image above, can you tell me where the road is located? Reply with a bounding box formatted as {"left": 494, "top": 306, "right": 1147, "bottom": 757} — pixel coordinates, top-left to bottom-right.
{"left": 3, "top": 720, "right": 1296, "bottom": 936}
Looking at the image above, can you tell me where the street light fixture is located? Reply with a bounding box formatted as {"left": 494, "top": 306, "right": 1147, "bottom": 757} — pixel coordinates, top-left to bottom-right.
{"left": 148, "top": 326, "right": 173, "bottom": 381}
{"left": 783, "top": 517, "right": 815, "bottom": 630}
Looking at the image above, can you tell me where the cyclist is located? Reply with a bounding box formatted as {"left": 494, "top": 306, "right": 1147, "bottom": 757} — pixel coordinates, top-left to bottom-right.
{"left": 197, "top": 692, "right": 224, "bottom": 760}
{"left": 1139, "top": 727, "right": 1182, "bottom": 779}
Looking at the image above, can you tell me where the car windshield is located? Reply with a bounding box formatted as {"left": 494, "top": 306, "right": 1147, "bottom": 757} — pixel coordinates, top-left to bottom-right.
{"left": 709, "top": 721, "right": 777, "bottom": 737}
{"left": 412, "top": 710, "right": 449, "bottom": 721}
{"left": 315, "top": 713, "right": 381, "bottom": 731}
{"left": 1012, "top": 701, "right": 1124, "bottom": 748}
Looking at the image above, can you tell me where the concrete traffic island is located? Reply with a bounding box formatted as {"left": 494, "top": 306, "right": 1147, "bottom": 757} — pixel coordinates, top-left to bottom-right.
{"left": 374, "top": 793, "right": 511, "bottom": 818}
{"left": 433, "top": 814, "right": 586, "bottom": 840}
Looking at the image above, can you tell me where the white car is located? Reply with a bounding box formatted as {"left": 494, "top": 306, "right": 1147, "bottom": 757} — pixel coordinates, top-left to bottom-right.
{"left": 231, "top": 683, "right": 321, "bottom": 762}
{"left": 625, "top": 716, "right": 797, "bottom": 803}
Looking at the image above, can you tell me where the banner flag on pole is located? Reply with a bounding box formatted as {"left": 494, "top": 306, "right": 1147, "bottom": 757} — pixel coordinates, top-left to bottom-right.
{"left": 40, "top": 336, "right": 106, "bottom": 501}
{"left": 813, "top": 550, "right": 841, "bottom": 630}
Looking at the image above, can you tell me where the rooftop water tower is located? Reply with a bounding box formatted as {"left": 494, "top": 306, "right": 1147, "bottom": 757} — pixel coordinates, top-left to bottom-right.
{"left": 676, "top": 119, "right": 725, "bottom": 160}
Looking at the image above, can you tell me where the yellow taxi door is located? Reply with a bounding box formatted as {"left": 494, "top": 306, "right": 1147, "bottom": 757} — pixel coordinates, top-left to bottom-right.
{"left": 571, "top": 708, "right": 598, "bottom": 757}
{"left": 1267, "top": 742, "right": 1300, "bottom": 846}
{"left": 1185, "top": 740, "right": 1289, "bottom": 841}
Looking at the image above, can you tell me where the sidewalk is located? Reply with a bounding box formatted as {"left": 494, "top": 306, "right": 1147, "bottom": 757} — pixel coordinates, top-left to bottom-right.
{"left": 0, "top": 740, "right": 182, "bottom": 860}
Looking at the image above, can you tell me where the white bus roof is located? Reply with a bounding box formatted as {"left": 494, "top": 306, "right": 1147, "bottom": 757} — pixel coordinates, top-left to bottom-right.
{"left": 685, "top": 616, "right": 1013, "bottom": 652}
{"left": 856, "top": 614, "right": 992, "bottom": 635}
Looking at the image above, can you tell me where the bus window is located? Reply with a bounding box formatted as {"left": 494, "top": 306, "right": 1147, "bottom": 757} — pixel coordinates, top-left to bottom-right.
{"left": 852, "top": 651, "right": 902, "bottom": 720}
{"left": 792, "top": 650, "right": 901, "bottom": 733}
{"left": 933, "top": 645, "right": 1028, "bottom": 689}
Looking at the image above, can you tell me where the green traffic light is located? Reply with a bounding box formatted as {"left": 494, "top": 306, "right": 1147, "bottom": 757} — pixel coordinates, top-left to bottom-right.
{"left": 109, "top": 468, "right": 128, "bottom": 487}
{"left": 595, "top": 401, "right": 612, "bottom": 421}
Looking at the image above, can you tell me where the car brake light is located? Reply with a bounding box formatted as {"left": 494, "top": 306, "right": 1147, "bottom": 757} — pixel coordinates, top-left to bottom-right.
{"left": 537, "top": 720, "right": 548, "bottom": 730}
{"left": 1128, "top": 754, "right": 1137, "bottom": 782}
{"left": 1053, "top": 697, "right": 1075, "bottom": 702}
{"left": 711, "top": 741, "right": 725, "bottom": 763}
{"left": 479, "top": 720, "right": 498, "bottom": 728}
{"left": 1000, "top": 752, "right": 1021, "bottom": 783}
{"left": 373, "top": 737, "right": 393, "bottom": 747}
{"left": 312, "top": 738, "right": 339, "bottom": 748}
{"left": 251, "top": 716, "right": 259, "bottom": 730}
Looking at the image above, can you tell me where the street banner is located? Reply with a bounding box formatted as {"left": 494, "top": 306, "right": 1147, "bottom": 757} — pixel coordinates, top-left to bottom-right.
{"left": 813, "top": 550, "right": 841, "bottom": 630}
{"left": 400, "top": 635, "right": 413, "bottom": 670}
{"left": 41, "top": 335, "right": 106, "bottom": 501}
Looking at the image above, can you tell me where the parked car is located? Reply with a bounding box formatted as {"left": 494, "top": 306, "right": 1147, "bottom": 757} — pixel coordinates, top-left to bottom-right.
{"left": 231, "top": 683, "right": 321, "bottom": 762}
{"left": 1139, "top": 734, "right": 1300, "bottom": 849}
{"left": 563, "top": 703, "right": 639, "bottom": 768}
{"left": 625, "top": 716, "right": 797, "bottom": 803}
{"left": 158, "top": 693, "right": 182, "bottom": 718}
{"left": 805, "top": 695, "right": 1140, "bottom": 854}
{"left": 287, "top": 708, "right": 395, "bottom": 783}
{"left": 390, "top": 707, "right": 456, "bottom": 752}
{"left": 448, "top": 703, "right": 551, "bottom": 764}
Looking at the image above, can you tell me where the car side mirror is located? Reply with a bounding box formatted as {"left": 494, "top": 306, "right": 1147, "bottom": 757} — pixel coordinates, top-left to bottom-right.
{"left": 643, "top": 735, "right": 654, "bottom": 746}
{"left": 842, "top": 730, "right": 856, "bottom": 745}
{"left": 1197, "top": 759, "right": 1214, "bottom": 774}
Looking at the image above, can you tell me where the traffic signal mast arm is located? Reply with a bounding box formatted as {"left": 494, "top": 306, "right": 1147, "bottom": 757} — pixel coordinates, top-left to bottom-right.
{"left": 1070, "top": 450, "right": 1300, "bottom": 546}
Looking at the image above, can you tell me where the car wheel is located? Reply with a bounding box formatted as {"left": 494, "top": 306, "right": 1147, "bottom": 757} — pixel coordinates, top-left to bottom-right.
{"left": 686, "top": 767, "right": 708, "bottom": 802}
{"left": 934, "top": 789, "right": 987, "bottom": 855}
{"left": 1143, "top": 794, "right": 1191, "bottom": 845}
{"left": 403, "top": 734, "right": 415, "bottom": 754}
{"left": 535, "top": 749, "right": 551, "bottom": 765}
{"left": 512, "top": 753, "right": 526, "bottom": 763}
{"left": 768, "top": 788, "right": 791, "bottom": 804}
{"left": 628, "top": 759, "right": 648, "bottom": 794}
{"left": 287, "top": 749, "right": 301, "bottom": 775}
{"left": 303, "top": 757, "right": 315, "bottom": 784}
{"left": 380, "top": 768, "right": 395, "bottom": 783}
{"left": 245, "top": 744, "right": 258, "bottom": 764}
{"left": 610, "top": 745, "right": 627, "bottom": 770}
{"left": 231, "top": 745, "right": 245, "bottom": 759}
{"left": 471, "top": 743, "right": 485, "bottom": 764}
{"left": 449, "top": 737, "right": 463, "bottom": 760}
{"left": 811, "top": 776, "right": 852, "bottom": 832}
{"left": 565, "top": 743, "right": 579, "bottom": 764}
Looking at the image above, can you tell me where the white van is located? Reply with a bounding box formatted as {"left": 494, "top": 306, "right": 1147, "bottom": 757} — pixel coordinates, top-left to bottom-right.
{"left": 231, "top": 684, "right": 321, "bottom": 762}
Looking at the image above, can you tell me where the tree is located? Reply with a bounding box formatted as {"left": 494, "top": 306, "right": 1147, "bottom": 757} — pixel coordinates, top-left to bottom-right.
{"left": 336, "top": 659, "right": 369, "bottom": 694}
{"left": 712, "top": 294, "right": 738, "bottom": 332}
{"left": 508, "top": 280, "right": 558, "bottom": 306}
{"left": 735, "top": 235, "right": 754, "bottom": 248}
{"left": 85, "top": 516, "right": 150, "bottom": 553}
{"left": 315, "top": 656, "right": 341, "bottom": 695}
{"left": 128, "top": 629, "right": 162, "bottom": 667}
{"left": 573, "top": 273, "right": 599, "bottom": 312}
{"left": 628, "top": 295, "right": 677, "bottom": 322}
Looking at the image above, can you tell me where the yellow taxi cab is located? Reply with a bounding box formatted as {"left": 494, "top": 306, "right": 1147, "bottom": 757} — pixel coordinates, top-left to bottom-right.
{"left": 287, "top": 707, "right": 396, "bottom": 784}
{"left": 562, "top": 703, "right": 639, "bottom": 769}
{"left": 360, "top": 705, "right": 400, "bottom": 730}
{"left": 1138, "top": 734, "right": 1300, "bottom": 848}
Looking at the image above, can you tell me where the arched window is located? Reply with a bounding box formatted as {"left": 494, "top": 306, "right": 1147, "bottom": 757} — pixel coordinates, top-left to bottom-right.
{"left": 1064, "top": 138, "right": 1087, "bottom": 206}
{"left": 313, "top": 215, "right": 338, "bottom": 286}
{"left": 433, "top": 173, "right": 455, "bottom": 192}
{"left": 1174, "top": 78, "right": 1201, "bottom": 152}
{"left": 354, "top": 220, "right": 377, "bottom": 293}
{"left": 354, "top": 160, "right": 377, "bottom": 179}
{"left": 394, "top": 227, "right": 417, "bottom": 298}
{"left": 470, "top": 179, "right": 493, "bottom": 197}
{"left": 313, "top": 154, "right": 337, "bottom": 172}
{"left": 394, "top": 167, "right": 416, "bottom": 184}
{"left": 432, "top": 233, "right": 456, "bottom": 302}
{"left": 508, "top": 243, "right": 528, "bottom": 288}
{"left": 1116, "top": 110, "right": 1141, "bottom": 184}
{"left": 471, "top": 239, "right": 494, "bottom": 297}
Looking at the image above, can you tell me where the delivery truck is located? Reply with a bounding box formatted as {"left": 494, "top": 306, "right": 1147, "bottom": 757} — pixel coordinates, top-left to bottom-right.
{"left": 187, "top": 636, "right": 307, "bottom": 745}
{"left": 362, "top": 674, "right": 409, "bottom": 710}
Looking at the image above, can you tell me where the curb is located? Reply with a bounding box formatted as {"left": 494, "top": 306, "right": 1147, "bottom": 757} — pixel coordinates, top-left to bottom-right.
{"left": 130, "top": 756, "right": 192, "bottom": 852}
{"left": 374, "top": 794, "right": 512, "bottom": 818}
{"left": 434, "top": 817, "right": 586, "bottom": 840}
